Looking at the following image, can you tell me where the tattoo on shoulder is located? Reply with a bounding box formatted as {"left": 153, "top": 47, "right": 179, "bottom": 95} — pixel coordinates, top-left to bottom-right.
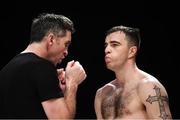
{"left": 146, "top": 85, "right": 169, "bottom": 120}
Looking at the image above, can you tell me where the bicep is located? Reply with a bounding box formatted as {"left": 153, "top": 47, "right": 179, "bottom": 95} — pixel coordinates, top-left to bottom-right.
{"left": 42, "top": 97, "right": 70, "bottom": 119}
{"left": 138, "top": 83, "right": 172, "bottom": 119}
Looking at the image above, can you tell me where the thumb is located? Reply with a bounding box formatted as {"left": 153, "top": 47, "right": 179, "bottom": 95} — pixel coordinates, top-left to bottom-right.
{"left": 57, "top": 68, "right": 64, "bottom": 75}
{"left": 66, "top": 60, "right": 75, "bottom": 70}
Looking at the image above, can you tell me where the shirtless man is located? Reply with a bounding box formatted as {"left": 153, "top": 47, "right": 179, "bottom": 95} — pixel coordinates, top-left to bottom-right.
{"left": 94, "top": 26, "right": 172, "bottom": 119}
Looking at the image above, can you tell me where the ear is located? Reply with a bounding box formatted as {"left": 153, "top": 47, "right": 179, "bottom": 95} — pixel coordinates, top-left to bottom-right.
{"left": 47, "top": 33, "right": 55, "bottom": 46}
{"left": 128, "top": 46, "right": 137, "bottom": 59}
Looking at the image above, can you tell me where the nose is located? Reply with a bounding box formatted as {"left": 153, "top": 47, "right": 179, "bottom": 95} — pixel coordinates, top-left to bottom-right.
{"left": 105, "top": 45, "right": 111, "bottom": 55}
{"left": 64, "top": 49, "right": 68, "bottom": 57}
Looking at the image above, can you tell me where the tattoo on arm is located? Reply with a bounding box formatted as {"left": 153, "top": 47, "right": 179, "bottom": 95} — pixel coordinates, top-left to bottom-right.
{"left": 146, "top": 85, "right": 169, "bottom": 120}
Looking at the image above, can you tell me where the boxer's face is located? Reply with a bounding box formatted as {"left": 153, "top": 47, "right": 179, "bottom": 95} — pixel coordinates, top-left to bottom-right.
{"left": 104, "top": 31, "right": 130, "bottom": 71}
{"left": 47, "top": 31, "right": 72, "bottom": 65}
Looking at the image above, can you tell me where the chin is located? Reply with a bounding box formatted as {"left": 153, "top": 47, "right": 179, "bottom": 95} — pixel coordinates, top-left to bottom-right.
{"left": 106, "top": 62, "right": 111, "bottom": 67}
{"left": 54, "top": 60, "right": 61, "bottom": 66}
{"left": 106, "top": 64, "right": 111, "bottom": 69}
{"left": 58, "top": 58, "right": 63, "bottom": 63}
{"left": 106, "top": 64, "right": 114, "bottom": 70}
{"left": 57, "top": 61, "right": 62, "bottom": 65}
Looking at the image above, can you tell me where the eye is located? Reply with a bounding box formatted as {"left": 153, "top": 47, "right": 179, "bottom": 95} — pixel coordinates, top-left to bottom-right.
{"left": 65, "top": 41, "right": 71, "bottom": 49}
{"left": 104, "top": 43, "right": 107, "bottom": 48}
{"left": 111, "top": 43, "right": 118, "bottom": 47}
{"left": 65, "top": 43, "right": 71, "bottom": 48}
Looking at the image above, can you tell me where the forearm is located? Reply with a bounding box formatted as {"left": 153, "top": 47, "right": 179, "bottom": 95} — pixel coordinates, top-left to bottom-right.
{"left": 64, "top": 84, "right": 78, "bottom": 118}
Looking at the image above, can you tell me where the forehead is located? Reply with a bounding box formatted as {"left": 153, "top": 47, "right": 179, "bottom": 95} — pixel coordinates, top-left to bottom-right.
{"left": 105, "top": 31, "right": 126, "bottom": 43}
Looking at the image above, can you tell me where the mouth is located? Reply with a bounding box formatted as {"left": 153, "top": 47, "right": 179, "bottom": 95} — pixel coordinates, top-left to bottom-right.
{"left": 60, "top": 56, "right": 65, "bottom": 61}
{"left": 58, "top": 57, "right": 64, "bottom": 64}
{"left": 62, "top": 56, "right": 65, "bottom": 59}
{"left": 105, "top": 56, "right": 111, "bottom": 64}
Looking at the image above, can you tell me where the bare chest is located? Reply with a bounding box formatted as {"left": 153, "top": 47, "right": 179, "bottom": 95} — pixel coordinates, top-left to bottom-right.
{"left": 101, "top": 87, "right": 141, "bottom": 119}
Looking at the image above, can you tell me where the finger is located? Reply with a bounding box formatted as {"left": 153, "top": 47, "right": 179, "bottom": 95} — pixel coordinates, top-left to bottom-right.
{"left": 66, "top": 60, "right": 75, "bottom": 69}
{"left": 73, "top": 61, "right": 82, "bottom": 69}
{"left": 60, "top": 80, "right": 66, "bottom": 84}
{"left": 57, "top": 68, "right": 64, "bottom": 75}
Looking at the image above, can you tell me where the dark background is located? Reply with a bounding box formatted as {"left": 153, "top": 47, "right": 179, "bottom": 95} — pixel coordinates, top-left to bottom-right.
{"left": 1, "top": 1, "right": 179, "bottom": 119}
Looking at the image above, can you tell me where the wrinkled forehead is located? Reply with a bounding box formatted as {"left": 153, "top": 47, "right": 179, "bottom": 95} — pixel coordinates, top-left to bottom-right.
{"left": 105, "top": 31, "right": 126, "bottom": 43}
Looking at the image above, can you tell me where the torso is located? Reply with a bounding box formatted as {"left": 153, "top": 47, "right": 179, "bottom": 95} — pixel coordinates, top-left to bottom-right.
{"left": 100, "top": 80, "right": 148, "bottom": 119}
{"left": 0, "top": 53, "right": 59, "bottom": 118}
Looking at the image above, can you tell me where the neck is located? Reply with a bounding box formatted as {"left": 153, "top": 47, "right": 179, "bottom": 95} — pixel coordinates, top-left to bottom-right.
{"left": 21, "top": 42, "right": 47, "bottom": 59}
{"left": 115, "top": 60, "right": 140, "bottom": 84}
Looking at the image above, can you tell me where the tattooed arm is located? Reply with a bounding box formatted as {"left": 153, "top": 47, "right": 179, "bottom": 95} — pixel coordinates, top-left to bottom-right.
{"left": 138, "top": 79, "right": 172, "bottom": 120}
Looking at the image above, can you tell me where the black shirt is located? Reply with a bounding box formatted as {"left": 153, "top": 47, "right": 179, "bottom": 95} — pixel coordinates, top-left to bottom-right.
{"left": 0, "top": 53, "right": 63, "bottom": 119}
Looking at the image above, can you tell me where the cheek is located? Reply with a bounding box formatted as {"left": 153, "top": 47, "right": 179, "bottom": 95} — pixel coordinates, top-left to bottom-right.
{"left": 58, "top": 48, "right": 64, "bottom": 52}
{"left": 52, "top": 46, "right": 63, "bottom": 57}
{"left": 57, "top": 45, "right": 65, "bottom": 52}
{"left": 114, "top": 50, "right": 128, "bottom": 60}
{"left": 57, "top": 47, "right": 67, "bottom": 56}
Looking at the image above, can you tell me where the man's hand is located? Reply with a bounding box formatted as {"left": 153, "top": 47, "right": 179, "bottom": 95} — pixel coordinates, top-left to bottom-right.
{"left": 57, "top": 68, "right": 66, "bottom": 93}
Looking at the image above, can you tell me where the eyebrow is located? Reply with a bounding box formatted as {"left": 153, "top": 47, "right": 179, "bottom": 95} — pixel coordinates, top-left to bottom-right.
{"left": 105, "top": 40, "right": 121, "bottom": 45}
{"left": 110, "top": 40, "right": 121, "bottom": 44}
{"left": 66, "top": 41, "right": 71, "bottom": 44}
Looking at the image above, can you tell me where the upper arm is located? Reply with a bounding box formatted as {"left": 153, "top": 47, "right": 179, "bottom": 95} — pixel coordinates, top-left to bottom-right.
{"left": 42, "top": 97, "right": 70, "bottom": 119}
{"left": 138, "top": 80, "right": 172, "bottom": 119}
{"left": 94, "top": 89, "right": 103, "bottom": 119}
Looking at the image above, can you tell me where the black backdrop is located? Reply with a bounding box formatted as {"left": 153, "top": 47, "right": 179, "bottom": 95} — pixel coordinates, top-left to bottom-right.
{"left": 1, "top": 1, "right": 179, "bottom": 118}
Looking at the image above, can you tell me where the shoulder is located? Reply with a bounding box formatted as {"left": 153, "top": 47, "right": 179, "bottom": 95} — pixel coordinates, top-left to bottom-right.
{"left": 95, "top": 79, "right": 117, "bottom": 98}
{"left": 137, "top": 73, "right": 168, "bottom": 102}
{"left": 15, "top": 53, "right": 54, "bottom": 69}
{"left": 30, "top": 57, "right": 57, "bottom": 80}
{"left": 138, "top": 74, "right": 167, "bottom": 94}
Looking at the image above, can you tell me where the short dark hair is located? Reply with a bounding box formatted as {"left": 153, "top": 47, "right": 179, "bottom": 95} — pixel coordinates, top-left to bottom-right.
{"left": 30, "top": 13, "right": 75, "bottom": 43}
{"left": 106, "top": 25, "right": 141, "bottom": 50}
